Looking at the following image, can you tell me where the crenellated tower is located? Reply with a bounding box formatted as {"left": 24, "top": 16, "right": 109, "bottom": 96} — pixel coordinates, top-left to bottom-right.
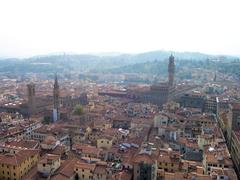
{"left": 168, "top": 54, "right": 175, "bottom": 87}
{"left": 27, "top": 83, "right": 36, "bottom": 116}
{"left": 53, "top": 74, "right": 60, "bottom": 121}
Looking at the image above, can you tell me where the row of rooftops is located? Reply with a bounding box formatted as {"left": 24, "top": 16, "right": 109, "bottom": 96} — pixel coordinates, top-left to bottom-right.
{"left": 0, "top": 75, "right": 239, "bottom": 178}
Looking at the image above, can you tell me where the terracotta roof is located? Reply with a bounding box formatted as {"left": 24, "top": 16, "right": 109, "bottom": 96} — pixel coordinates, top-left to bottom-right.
{"left": 39, "top": 154, "right": 60, "bottom": 164}
{"left": 158, "top": 149, "right": 180, "bottom": 164}
{"left": 42, "top": 135, "right": 58, "bottom": 145}
{"left": 132, "top": 153, "right": 155, "bottom": 164}
{"left": 51, "top": 174, "right": 69, "bottom": 180}
{"left": 56, "top": 158, "right": 78, "bottom": 178}
{"left": 51, "top": 145, "right": 67, "bottom": 155}
{"left": 94, "top": 164, "right": 107, "bottom": 174}
{"left": 75, "top": 161, "right": 96, "bottom": 171}
{"left": 5, "top": 139, "right": 39, "bottom": 149}
{"left": 111, "top": 171, "right": 133, "bottom": 180}
{"left": 72, "top": 143, "right": 100, "bottom": 156}
{"left": 0, "top": 149, "right": 39, "bottom": 166}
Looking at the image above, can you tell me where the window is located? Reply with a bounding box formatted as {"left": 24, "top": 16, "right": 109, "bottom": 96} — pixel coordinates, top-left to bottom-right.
{"left": 43, "top": 164, "right": 46, "bottom": 167}
{"left": 82, "top": 174, "right": 84, "bottom": 178}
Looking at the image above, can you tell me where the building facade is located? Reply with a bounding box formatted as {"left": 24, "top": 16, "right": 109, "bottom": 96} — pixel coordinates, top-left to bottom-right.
{"left": 127, "top": 55, "right": 176, "bottom": 107}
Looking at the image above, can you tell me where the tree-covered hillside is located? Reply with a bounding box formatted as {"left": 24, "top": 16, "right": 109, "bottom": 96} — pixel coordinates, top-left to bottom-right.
{"left": 0, "top": 51, "right": 238, "bottom": 76}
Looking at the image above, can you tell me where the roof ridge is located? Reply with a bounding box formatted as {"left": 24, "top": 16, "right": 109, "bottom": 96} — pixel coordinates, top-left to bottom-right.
{"left": 59, "top": 158, "right": 76, "bottom": 176}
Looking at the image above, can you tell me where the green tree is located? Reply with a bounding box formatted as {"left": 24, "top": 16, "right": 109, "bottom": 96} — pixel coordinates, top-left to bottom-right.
{"left": 73, "top": 105, "right": 84, "bottom": 115}
{"left": 43, "top": 116, "right": 51, "bottom": 124}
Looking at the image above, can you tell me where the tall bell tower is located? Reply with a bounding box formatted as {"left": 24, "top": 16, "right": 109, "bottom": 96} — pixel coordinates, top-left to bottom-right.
{"left": 168, "top": 54, "right": 175, "bottom": 87}
{"left": 53, "top": 74, "right": 60, "bottom": 121}
{"left": 27, "top": 83, "right": 36, "bottom": 116}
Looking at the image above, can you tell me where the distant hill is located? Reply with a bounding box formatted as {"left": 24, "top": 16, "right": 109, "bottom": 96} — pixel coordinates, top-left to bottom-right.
{"left": 0, "top": 50, "right": 238, "bottom": 74}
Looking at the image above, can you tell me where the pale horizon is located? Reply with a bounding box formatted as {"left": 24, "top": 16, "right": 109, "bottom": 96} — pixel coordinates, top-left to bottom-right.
{"left": 0, "top": 0, "right": 240, "bottom": 58}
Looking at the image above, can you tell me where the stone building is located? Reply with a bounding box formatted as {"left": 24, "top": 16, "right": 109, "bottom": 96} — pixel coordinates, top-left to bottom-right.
{"left": 127, "top": 55, "right": 176, "bottom": 107}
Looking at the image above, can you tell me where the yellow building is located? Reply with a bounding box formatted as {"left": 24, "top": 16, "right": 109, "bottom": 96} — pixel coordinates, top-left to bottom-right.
{"left": 198, "top": 134, "right": 214, "bottom": 150}
{"left": 0, "top": 149, "right": 39, "bottom": 180}
{"left": 96, "top": 136, "right": 113, "bottom": 150}
{"left": 157, "top": 149, "right": 180, "bottom": 173}
{"left": 75, "top": 161, "right": 108, "bottom": 180}
{"left": 75, "top": 162, "right": 95, "bottom": 180}
{"left": 37, "top": 154, "right": 61, "bottom": 177}
{"left": 73, "top": 133, "right": 86, "bottom": 144}
{"left": 93, "top": 162, "right": 108, "bottom": 180}
{"left": 72, "top": 143, "right": 101, "bottom": 158}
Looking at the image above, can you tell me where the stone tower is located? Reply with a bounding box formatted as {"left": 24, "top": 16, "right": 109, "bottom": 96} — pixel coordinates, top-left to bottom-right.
{"left": 53, "top": 74, "right": 60, "bottom": 121}
{"left": 168, "top": 54, "right": 175, "bottom": 87}
{"left": 27, "top": 83, "right": 35, "bottom": 116}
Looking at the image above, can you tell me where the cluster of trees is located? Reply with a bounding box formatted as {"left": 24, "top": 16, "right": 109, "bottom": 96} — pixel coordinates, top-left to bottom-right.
{"left": 106, "top": 58, "right": 240, "bottom": 80}
{"left": 73, "top": 105, "right": 84, "bottom": 116}
{"left": 0, "top": 52, "right": 239, "bottom": 79}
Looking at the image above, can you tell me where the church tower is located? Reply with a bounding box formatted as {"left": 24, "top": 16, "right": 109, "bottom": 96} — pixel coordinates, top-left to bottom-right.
{"left": 53, "top": 74, "right": 60, "bottom": 121}
{"left": 168, "top": 54, "right": 175, "bottom": 87}
{"left": 27, "top": 83, "right": 35, "bottom": 116}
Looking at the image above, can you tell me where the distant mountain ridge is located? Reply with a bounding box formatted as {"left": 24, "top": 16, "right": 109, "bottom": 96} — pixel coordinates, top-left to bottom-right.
{"left": 0, "top": 50, "right": 238, "bottom": 74}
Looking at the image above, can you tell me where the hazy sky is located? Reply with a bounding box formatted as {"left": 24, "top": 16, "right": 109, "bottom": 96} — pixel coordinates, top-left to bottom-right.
{"left": 0, "top": 0, "right": 239, "bottom": 58}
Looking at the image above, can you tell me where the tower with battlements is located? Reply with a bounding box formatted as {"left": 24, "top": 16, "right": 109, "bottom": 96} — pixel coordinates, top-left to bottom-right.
{"left": 27, "top": 83, "right": 36, "bottom": 116}
{"left": 53, "top": 74, "right": 60, "bottom": 121}
{"left": 168, "top": 54, "right": 175, "bottom": 87}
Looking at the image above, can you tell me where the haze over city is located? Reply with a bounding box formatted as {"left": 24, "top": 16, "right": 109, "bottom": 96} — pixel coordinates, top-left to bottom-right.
{"left": 0, "top": 1, "right": 240, "bottom": 180}
{"left": 0, "top": 0, "right": 240, "bottom": 58}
